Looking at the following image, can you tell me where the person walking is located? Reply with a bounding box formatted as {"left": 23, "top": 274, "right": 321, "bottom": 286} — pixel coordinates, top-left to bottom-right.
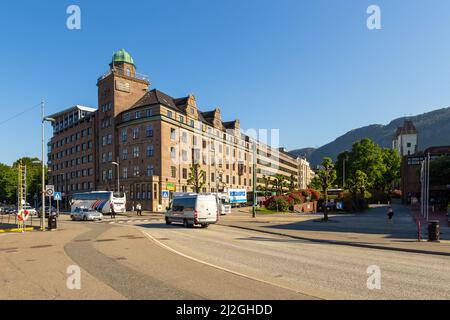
{"left": 110, "top": 203, "right": 116, "bottom": 219}
{"left": 131, "top": 202, "right": 135, "bottom": 216}
{"left": 387, "top": 206, "right": 394, "bottom": 224}
{"left": 136, "top": 203, "right": 142, "bottom": 216}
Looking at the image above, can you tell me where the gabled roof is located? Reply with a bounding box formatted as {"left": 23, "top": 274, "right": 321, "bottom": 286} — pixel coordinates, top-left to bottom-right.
{"left": 223, "top": 120, "right": 238, "bottom": 129}
{"left": 131, "top": 89, "right": 181, "bottom": 111}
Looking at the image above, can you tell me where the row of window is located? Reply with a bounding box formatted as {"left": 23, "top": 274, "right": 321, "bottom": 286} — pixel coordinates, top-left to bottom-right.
{"left": 53, "top": 111, "right": 93, "bottom": 133}
{"left": 55, "top": 182, "right": 95, "bottom": 193}
{"left": 101, "top": 103, "right": 112, "bottom": 113}
{"left": 122, "top": 108, "right": 153, "bottom": 122}
{"left": 52, "top": 155, "right": 93, "bottom": 171}
{"left": 121, "top": 145, "right": 154, "bottom": 160}
{"left": 51, "top": 141, "right": 93, "bottom": 160}
{"left": 129, "top": 183, "right": 158, "bottom": 201}
{"left": 101, "top": 117, "right": 113, "bottom": 129}
{"left": 102, "top": 134, "right": 112, "bottom": 146}
{"left": 121, "top": 125, "right": 153, "bottom": 142}
{"left": 53, "top": 168, "right": 95, "bottom": 182}
{"left": 51, "top": 128, "right": 93, "bottom": 150}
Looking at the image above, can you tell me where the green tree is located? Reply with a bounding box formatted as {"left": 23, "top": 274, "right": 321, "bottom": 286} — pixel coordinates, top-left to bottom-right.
{"left": 347, "top": 138, "right": 384, "bottom": 188}
{"left": 187, "top": 164, "right": 206, "bottom": 193}
{"left": 336, "top": 138, "right": 400, "bottom": 193}
{"left": 261, "top": 175, "right": 272, "bottom": 198}
{"left": 273, "top": 174, "right": 287, "bottom": 195}
{"left": 379, "top": 148, "right": 401, "bottom": 192}
{"left": 347, "top": 170, "right": 368, "bottom": 201}
{"left": 0, "top": 163, "right": 16, "bottom": 204}
{"left": 289, "top": 174, "right": 297, "bottom": 192}
{"left": 315, "top": 157, "right": 337, "bottom": 222}
{"left": 430, "top": 156, "right": 450, "bottom": 186}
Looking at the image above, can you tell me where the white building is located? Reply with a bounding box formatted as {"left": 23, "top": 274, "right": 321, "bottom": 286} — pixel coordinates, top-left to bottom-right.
{"left": 392, "top": 120, "right": 418, "bottom": 156}
{"left": 297, "top": 157, "right": 314, "bottom": 189}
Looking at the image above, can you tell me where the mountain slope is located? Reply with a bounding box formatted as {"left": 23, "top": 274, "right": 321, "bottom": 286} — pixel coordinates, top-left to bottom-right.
{"left": 294, "top": 107, "right": 450, "bottom": 167}
{"left": 289, "top": 147, "right": 316, "bottom": 159}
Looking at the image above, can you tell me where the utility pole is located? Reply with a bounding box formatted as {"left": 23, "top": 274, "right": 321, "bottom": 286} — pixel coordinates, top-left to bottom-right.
{"left": 343, "top": 157, "right": 346, "bottom": 188}
{"left": 112, "top": 161, "right": 120, "bottom": 194}
{"left": 252, "top": 142, "right": 257, "bottom": 218}
{"left": 41, "top": 99, "right": 46, "bottom": 232}
{"left": 426, "top": 152, "right": 430, "bottom": 221}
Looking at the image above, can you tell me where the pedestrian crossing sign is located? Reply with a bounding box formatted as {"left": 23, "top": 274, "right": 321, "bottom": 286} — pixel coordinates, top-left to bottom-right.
{"left": 54, "top": 192, "right": 62, "bottom": 201}
{"left": 161, "top": 190, "right": 169, "bottom": 199}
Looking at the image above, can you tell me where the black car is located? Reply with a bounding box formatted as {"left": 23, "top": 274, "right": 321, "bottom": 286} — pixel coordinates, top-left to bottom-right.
{"left": 37, "top": 206, "right": 58, "bottom": 218}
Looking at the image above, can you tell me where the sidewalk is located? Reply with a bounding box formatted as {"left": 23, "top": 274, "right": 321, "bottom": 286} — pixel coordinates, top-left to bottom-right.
{"left": 219, "top": 205, "right": 450, "bottom": 256}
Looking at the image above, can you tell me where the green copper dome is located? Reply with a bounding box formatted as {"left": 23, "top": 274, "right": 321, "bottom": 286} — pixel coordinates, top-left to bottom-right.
{"left": 110, "top": 49, "right": 135, "bottom": 67}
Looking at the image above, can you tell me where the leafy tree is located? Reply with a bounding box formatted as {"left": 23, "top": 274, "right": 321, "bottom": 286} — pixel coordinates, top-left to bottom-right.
{"left": 379, "top": 148, "right": 401, "bottom": 192}
{"left": 187, "top": 164, "right": 206, "bottom": 193}
{"left": 289, "top": 174, "right": 297, "bottom": 192}
{"left": 261, "top": 175, "right": 272, "bottom": 198}
{"left": 315, "top": 157, "right": 337, "bottom": 221}
{"left": 347, "top": 170, "right": 368, "bottom": 201}
{"left": 0, "top": 163, "right": 16, "bottom": 204}
{"left": 335, "top": 150, "right": 350, "bottom": 187}
{"left": 273, "top": 174, "right": 287, "bottom": 195}
{"left": 430, "top": 156, "right": 450, "bottom": 186}
{"left": 336, "top": 138, "right": 400, "bottom": 193}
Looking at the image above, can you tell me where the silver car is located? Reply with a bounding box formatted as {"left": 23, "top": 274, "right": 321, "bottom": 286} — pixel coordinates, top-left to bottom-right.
{"left": 71, "top": 207, "right": 103, "bottom": 221}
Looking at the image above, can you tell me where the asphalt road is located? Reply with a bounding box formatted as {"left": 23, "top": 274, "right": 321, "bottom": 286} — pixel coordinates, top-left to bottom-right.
{"left": 2, "top": 211, "right": 450, "bottom": 300}
{"left": 64, "top": 222, "right": 310, "bottom": 300}
{"left": 135, "top": 221, "right": 450, "bottom": 300}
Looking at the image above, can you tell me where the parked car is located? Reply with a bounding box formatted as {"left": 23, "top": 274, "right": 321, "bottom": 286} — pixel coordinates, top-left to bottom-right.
{"left": 37, "top": 206, "right": 57, "bottom": 218}
{"left": 165, "top": 193, "right": 218, "bottom": 228}
{"left": 70, "top": 207, "right": 103, "bottom": 221}
{"left": 22, "top": 206, "right": 37, "bottom": 217}
{"left": 4, "top": 206, "right": 17, "bottom": 214}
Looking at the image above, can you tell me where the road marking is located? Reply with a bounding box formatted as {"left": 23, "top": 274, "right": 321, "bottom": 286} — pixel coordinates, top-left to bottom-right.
{"left": 140, "top": 229, "right": 321, "bottom": 300}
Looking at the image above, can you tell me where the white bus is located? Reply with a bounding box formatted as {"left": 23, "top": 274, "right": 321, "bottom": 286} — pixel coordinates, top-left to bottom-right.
{"left": 217, "top": 192, "right": 232, "bottom": 215}
{"left": 71, "top": 191, "right": 126, "bottom": 214}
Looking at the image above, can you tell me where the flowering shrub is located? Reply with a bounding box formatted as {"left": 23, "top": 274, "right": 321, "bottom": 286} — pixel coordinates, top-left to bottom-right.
{"left": 306, "top": 188, "right": 321, "bottom": 201}
{"left": 287, "top": 192, "right": 304, "bottom": 205}
{"left": 264, "top": 196, "right": 290, "bottom": 212}
{"left": 264, "top": 188, "right": 321, "bottom": 212}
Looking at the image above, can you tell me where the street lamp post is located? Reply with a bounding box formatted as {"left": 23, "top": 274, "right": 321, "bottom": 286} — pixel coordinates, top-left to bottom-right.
{"left": 343, "top": 156, "right": 347, "bottom": 188}
{"left": 112, "top": 162, "right": 120, "bottom": 193}
{"left": 40, "top": 99, "right": 55, "bottom": 232}
{"left": 252, "top": 142, "right": 257, "bottom": 218}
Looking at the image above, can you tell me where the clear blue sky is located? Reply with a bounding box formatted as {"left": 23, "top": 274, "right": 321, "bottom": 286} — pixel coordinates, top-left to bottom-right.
{"left": 1, "top": 0, "right": 450, "bottom": 165}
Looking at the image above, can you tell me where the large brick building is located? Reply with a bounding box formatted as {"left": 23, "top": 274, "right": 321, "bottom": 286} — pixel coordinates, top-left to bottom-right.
{"left": 48, "top": 50, "right": 311, "bottom": 211}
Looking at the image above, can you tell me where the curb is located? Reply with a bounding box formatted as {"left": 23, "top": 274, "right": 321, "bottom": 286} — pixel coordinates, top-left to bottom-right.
{"left": 0, "top": 227, "right": 36, "bottom": 233}
{"left": 220, "top": 223, "right": 450, "bottom": 257}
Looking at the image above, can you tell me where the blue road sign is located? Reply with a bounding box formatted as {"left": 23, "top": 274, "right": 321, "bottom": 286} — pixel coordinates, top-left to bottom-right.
{"left": 54, "top": 192, "right": 62, "bottom": 201}
{"left": 161, "top": 190, "right": 170, "bottom": 199}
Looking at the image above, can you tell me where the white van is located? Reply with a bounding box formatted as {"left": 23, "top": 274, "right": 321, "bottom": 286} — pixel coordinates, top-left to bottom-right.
{"left": 165, "top": 193, "right": 218, "bottom": 228}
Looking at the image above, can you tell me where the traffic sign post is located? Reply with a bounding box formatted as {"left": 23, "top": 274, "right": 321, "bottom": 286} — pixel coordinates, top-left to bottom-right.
{"left": 54, "top": 192, "right": 61, "bottom": 217}
{"left": 161, "top": 190, "right": 170, "bottom": 199}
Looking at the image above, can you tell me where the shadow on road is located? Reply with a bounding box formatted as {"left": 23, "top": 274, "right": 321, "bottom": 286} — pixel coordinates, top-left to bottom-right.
{"left": 262, "top": 205, "right": 435, "bottom": 240}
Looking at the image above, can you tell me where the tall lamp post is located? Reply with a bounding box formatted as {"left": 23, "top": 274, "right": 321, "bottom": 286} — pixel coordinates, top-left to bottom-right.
{"left": 252, "top": 142, "right": 257, "bottom": 218}
{"left": 40, "top": 99, "right": 55, "bottom": 231}
{"left": 112, "top": 162, "right": 120, "bottom": 193}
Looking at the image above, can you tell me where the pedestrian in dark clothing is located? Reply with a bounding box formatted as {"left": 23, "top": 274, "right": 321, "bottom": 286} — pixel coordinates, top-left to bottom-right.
{"left": 136, "top": 203, "right": 142, "bottom": 216}
{"left": 110, "top": 203, "right": 116, "bottom": 219}
{"left": 387, "top": 206, "right": 394, "bottom": 224}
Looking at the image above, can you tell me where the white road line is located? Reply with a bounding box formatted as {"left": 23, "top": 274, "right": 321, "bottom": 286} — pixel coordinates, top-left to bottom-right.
{"left": 140, "top": 229, "right": 321, "bottom": 300}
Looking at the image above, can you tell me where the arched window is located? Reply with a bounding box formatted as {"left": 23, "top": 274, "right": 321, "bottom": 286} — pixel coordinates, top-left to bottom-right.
{"left": 126, "top": 68, "right": 131, "bottom": 77}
